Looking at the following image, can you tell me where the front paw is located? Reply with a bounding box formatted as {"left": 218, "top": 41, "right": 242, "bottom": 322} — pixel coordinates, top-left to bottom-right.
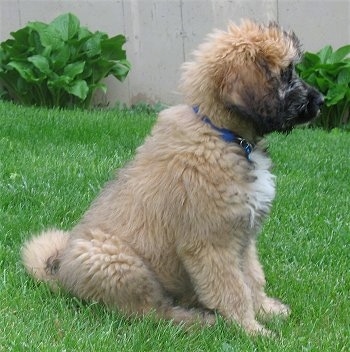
{"left": 259, "top": 297, "right": 290, "bottom": 318}
{"left": 242, "top": 319, "right": 274, "bottom": 337}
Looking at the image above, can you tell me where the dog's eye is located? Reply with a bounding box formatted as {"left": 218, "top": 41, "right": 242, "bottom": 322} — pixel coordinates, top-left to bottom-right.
{"left": 281, "top": 64, "right": 294, "bottom": 83}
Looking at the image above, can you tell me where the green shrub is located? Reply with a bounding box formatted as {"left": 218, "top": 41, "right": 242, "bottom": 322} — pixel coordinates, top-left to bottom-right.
{"left": 297, "top": 45, "right": 350, "bottom": 130}
{"left": 0, "top": 13, "right": 130, "bottom": 108}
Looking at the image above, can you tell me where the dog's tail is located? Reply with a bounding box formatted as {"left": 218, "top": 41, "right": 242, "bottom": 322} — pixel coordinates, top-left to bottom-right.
{"left": 21, "top": 229, "right": 69, "bottom": 288}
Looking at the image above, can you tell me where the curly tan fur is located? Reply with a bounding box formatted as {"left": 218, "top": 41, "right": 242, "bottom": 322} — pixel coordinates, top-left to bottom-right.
{"left": 21, "top": 20, "right": 322, "bottom": 335}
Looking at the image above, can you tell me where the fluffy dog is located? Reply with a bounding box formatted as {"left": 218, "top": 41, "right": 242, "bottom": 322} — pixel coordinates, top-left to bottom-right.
{"left": 22, "top": 20, "right": 323, "bottom": 335}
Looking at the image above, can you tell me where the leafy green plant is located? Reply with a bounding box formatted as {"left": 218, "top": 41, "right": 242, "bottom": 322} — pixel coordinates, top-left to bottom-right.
{"left": 296, "top": 45, "right": 350, "bottom": 130}
{"left": 0, "top": 13, "right": 130, "bottom": 108}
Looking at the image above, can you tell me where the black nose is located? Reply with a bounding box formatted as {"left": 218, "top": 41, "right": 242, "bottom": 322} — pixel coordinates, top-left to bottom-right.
{"left": 308, "top": 87, "right": 324, "bottom": 109}
{"left": 316, "top": 94, "right": 324, "bottom": 108}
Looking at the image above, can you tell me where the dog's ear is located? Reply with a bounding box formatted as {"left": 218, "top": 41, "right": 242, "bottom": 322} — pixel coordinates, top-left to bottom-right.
{"left": 220, "top": 60, "right": 280, "bottom": 131}
{"left": 220, "top": 62, "right": 266, "bottom": 110}
{"left": 220, "top": 71, "right": 245, "bottom": 108}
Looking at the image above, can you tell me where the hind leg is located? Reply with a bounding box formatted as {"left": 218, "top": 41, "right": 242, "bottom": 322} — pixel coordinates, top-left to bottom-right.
{"left": 58, "top": 230, "right": 215, "bottom": 326}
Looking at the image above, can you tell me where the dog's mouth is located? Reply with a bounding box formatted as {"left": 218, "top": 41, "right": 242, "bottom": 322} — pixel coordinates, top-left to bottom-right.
{"left": 295, "top": 88, "right": 324, "bottom": 124}
{"left": 280, "top": 84, "right": 324, "bottom": 132}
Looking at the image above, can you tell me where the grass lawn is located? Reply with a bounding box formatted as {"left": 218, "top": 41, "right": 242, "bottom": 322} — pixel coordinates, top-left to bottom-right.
{"left": 0, "top": 101, "right": 349, "bottom": 351}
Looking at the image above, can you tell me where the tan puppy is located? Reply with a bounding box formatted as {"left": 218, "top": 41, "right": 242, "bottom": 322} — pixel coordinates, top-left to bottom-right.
{"left": 22, "top": 20, "right": 323, "bottom": 335}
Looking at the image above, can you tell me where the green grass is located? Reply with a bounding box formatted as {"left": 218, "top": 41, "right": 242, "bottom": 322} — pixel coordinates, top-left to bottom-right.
{"left": 0, "top": 101, "right": 349, "bottom": 351}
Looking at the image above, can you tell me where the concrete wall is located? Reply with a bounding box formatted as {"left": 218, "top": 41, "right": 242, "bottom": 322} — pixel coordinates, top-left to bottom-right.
{"left": 1, "top": 0, "right": 349, "bottom": 107}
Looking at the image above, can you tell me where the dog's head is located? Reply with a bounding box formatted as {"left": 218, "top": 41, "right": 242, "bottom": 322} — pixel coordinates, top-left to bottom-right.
{"left": 181, "top": 20, "right": 323, "bottom": 137}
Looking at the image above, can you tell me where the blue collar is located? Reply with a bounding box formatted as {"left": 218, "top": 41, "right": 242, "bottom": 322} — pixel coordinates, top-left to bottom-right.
{"left": 193, "top": 106, "right": 254, "bottom": 160}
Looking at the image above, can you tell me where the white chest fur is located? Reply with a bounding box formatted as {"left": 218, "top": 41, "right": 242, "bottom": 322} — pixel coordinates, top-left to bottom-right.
{"left": 246, "top": 149, "right": 276, "bottom": 228}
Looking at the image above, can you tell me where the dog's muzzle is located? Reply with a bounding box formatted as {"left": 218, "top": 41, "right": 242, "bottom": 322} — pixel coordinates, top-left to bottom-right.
{"left": 299, "top": 86, "right": 324, "bottom": 123}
